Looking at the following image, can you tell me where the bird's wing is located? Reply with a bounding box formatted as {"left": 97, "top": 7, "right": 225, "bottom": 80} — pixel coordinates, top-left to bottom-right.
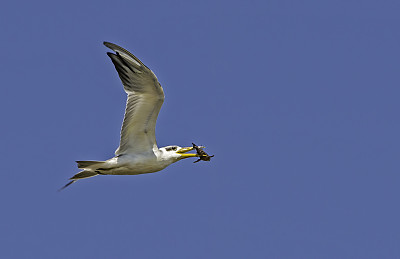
{"left": 104, "top": 42, "right": 165, "bottom": 155}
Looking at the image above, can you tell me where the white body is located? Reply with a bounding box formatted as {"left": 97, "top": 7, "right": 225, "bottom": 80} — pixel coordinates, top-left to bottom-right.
{"left": 87, "top": 149, "right": 181, "bottom": 175}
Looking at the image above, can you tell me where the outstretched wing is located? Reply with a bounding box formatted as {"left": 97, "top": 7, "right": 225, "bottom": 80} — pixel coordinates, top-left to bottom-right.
{"left": 104, "top": 42, "right": 165, "bottom": 155}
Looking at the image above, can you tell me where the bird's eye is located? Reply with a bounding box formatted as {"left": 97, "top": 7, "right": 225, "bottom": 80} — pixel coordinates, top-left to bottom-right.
{"left": 172, "top": 146, "right": 177, "bottom": 151}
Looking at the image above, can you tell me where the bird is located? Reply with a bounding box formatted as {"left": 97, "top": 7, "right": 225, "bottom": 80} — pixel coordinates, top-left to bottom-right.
{"left": 60, "top": 42, "right": 210, "bottom": 190}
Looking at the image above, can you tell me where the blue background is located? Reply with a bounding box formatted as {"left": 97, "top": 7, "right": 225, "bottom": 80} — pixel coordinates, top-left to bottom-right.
{"left": 1, "top": 0, "right": 399, "bottom": 258}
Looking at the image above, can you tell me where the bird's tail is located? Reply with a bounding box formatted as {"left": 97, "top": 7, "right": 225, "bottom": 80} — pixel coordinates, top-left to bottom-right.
{"left": 59, "top": 160, "right": 106, "bottom": 191}
{"left": 59, "top": 170, "right": 99, "bottom": 191}
{"left": 76, "top": 160, "right": 106, "bottom": 169}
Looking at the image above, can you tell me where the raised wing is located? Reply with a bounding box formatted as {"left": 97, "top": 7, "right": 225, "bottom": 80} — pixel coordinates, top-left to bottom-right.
{"left": 104, "top": 42, "right": 165, "bottom": 155}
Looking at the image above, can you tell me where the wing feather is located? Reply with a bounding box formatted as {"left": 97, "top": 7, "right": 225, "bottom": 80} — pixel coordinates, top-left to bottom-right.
{"left": 104, "top": 42, "right": 165, "bottom": 155}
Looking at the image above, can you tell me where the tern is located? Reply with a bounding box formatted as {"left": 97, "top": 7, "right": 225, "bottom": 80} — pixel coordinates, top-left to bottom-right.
{"left": 61, "top": 42, "right": 210, "bottom": 190}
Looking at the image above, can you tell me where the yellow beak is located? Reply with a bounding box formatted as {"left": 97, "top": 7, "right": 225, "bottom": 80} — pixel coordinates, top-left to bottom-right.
{"left": 176, "top": 146, "right": 203, "bottom": 158}
{"left": 176, "top": 147, "right": 194, "bottom": 153}
{"left": 179, "top": 153, "right": 200, "bottom": 158}
{"left": 176, "top": 146, "right": 205, "bottom": 153}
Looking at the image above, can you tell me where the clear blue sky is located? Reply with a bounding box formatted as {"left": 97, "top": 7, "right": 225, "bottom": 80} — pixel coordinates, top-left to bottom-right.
{"left": 1, "top": 0, "right": 399, "bottom": 258}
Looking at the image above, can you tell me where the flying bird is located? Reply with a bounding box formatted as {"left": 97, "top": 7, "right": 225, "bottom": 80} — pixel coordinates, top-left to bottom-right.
{"left": 61, "top": 42, "right": 211, "bottom": 190}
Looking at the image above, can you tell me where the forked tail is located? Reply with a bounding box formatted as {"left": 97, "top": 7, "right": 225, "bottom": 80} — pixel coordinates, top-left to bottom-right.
{"left": 59, "top": 160, "right": 106, "bottom": 191}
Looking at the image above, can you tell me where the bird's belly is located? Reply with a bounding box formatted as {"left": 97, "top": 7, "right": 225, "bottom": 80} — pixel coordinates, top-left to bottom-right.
{"left": 102, "top": 157, "right": 173, "bottom": 175}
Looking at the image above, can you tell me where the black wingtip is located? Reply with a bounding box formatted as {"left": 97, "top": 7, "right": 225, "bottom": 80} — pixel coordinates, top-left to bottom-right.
{"left": 106, "top": 52, "right": 115, "bottom": 58}
{"left": 103, "top": 41, "right": 117, "bottom": 51}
